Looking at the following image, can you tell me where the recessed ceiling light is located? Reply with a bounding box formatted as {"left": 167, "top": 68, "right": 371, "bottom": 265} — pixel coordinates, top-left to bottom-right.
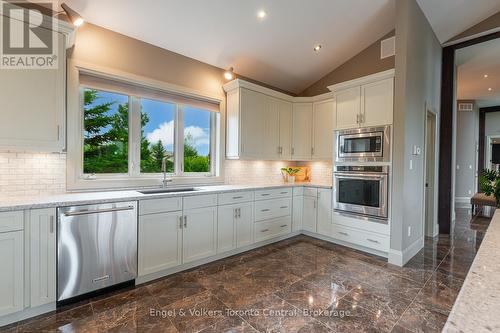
{"left": 488, "top": 87, "right": 493, "bottom": 91}
{"left": 257, "top": 10, "right": 267, "bottom": 20}
{"left": 484, "top": 74, "right": 489, "bottom": 78}
{"left": 313, "top": 44, "right": 322, "bottom": 52}
{"left": 224, "top": 67, "right": 234, "bottom": 80}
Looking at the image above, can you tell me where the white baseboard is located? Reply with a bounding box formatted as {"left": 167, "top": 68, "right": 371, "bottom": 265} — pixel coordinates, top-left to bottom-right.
{"left": 388, "top": 237, "right": 423, "bottom": 267}
{"left": 455, "top": 196, "right": 471, "bottom": 208}
{"left": 0, "top": 303, "right": 56, "bottom": 328}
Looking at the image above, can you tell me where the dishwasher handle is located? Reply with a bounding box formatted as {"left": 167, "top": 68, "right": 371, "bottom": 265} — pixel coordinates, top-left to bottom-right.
{"left": 63, "top": 206, "right": 135, "bottom": 217}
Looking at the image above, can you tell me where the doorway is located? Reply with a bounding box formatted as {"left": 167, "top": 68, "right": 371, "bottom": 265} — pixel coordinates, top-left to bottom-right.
{"left": 424, "top": 110, "right": 438, "bottom": 237}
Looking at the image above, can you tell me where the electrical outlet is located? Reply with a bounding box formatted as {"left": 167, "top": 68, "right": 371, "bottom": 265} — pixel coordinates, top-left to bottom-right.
{"left": 408, "top": 226, "right": 411, "bottom": 237}
{"left": 409, "top": 159, "right": 413, "bottom": 170}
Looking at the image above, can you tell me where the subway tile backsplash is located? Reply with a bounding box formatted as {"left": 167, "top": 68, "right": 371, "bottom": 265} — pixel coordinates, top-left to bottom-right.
{"left": 0, "top": 152, "right": 333, "bottom": 197}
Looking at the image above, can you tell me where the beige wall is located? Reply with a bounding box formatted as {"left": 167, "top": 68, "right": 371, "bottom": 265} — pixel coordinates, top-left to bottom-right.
{"left": 299, "top": 31, "right": 395, "bottom": 97}
{"left": 447, "top": 11, "right": 500, "bottom": 43}
{"left": 390, "top": 0, "right": 442, "bottom": 264}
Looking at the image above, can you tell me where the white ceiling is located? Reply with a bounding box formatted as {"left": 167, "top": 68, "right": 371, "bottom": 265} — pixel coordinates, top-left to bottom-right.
{"left": 64, "top": 0, "right": 395, "bottom": 94}
{"left": 417, "top": 0, "right": 500, "bottom": 43}
{"left": 457, "top": 38, "right": 500, "bottom": 108}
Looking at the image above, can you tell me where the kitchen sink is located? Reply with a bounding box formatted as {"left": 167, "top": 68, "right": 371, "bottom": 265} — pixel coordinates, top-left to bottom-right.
{"left": 138, "top": 187, "right": 199, "bottom": 194}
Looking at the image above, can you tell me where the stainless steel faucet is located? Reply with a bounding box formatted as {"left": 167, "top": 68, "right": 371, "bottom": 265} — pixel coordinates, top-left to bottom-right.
{"left": 161, "top": 153, "right": 173, "bottom": 188}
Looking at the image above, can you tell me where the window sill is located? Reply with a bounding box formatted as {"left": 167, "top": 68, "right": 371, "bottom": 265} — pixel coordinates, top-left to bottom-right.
{"left": 67, "top": 175, "right": 225, "bottom": 191}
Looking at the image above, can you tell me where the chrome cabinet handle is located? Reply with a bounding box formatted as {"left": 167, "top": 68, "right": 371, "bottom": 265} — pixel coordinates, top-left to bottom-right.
{"left": 238, "top": 208, "right": 241, "bottom": 218}
{"left": 63, "top": 206, "right": 134, "bottom": 216}
{"left": 314, "top": 200, "right": 317, "bottom": 209}
{"left": 280, "top": 206, "right": 288, "bottom": 209}
{"left": 234, "top": 209, "right": 238, "bottom": 218}
{"left": 261, "top": 193, "right": 270, "bottom": 197}
{"left": 280, "top": 224, "right": 288, "bottom": 228}
{"left": 280, "top": 191, "right": 288, "bottom": 194}
{"left": 50, "top": 216, "right": 54, "bottom": 234}
{"left": 367, "top": 238, "right": 380, "bottom": 244}
{"left": 232, "top": 196, "right": 243, "bottom": 199}
{"left": 291, "top": 147, "right": 295, "bottom": 155}
{"left": 261, "top": 209, "right": 270, "bottom": 212}
{"left": 179, "top": 216, "right": 183, "bottom": 229}
{"left": 338, "top": 231, "right": 349, "bottom": 236}
{"left": 184, "top": 216, "right": 187, "bottom": 228}
{"left": 261, "top": 229, "right": 269, "bottom": 233}
{"left": 311, "top": 147, "right": 314, "bottom": 155}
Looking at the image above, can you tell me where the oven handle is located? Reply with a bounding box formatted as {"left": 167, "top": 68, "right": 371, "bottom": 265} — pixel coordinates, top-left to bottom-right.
{"left": 334, "top": 173, "right": 387, "bottom": 180}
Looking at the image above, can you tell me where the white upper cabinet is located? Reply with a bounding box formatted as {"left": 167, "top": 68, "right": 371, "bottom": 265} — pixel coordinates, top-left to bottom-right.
{"left": 291, "top": 103, "right": 313, "bottom": 160}
{"left": 29, "top": 209, "right": 57, "bottom": 307}
{"left": 329, "top": 69, "right": 395, "bottom": 130}
{"left": 312, "top": 99, "right": 335, "bottom": 160}
{"left": 239, "top": 88, "right": 269, "bottom": 159}
{"left": 276, "top": 99, "right": 293, "bottom": 160}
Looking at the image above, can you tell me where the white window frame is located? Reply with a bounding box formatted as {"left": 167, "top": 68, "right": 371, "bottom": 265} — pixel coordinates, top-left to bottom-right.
{"left": 66, "top": 62, "right": 225, "bottom": 191}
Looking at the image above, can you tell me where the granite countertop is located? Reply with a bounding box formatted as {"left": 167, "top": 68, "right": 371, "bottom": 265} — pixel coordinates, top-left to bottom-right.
{"left": 443, "top": 209, "right": 500, "bottom": 332}
{"left": 0, "top": 182, "right": 332, "bottom": 212}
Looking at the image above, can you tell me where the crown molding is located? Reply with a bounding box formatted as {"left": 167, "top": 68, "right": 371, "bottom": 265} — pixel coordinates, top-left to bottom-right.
{"left": 327, "top": 68, "right": 395, "bottom": 92}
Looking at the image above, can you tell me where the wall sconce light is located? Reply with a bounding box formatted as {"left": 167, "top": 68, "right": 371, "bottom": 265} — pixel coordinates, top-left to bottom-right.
{"left": 61, "top": 3, "right": 84, "bottom": 27}
{"left": 224, "top": 67, "right": 234, "bottom": 80}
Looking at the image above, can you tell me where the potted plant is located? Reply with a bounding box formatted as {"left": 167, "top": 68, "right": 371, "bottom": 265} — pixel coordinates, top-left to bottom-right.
{"left": 281, "top": 167, "right": 300, "bottom": 183}
{"left": 479, "top": 169, "right": 500, "bottom": 207}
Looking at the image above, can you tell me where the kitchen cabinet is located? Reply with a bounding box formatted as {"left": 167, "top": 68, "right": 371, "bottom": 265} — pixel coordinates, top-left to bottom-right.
{"left": 235, "top": 202, "right": 254, "bottom": 248}
{"left": 138, "top": 211, "right": 183, "bottom": 276}
{"left": 0, "top": 211, "right": 24, "bottom": 317}
{"left": 292, "top": 192, "right": 303, "bottom": 232}
{"left": 182, "top": 206, "right": 217, "bottom": 263}
{"left": 329, "top": 70, "right": 395, "bottom": 130}
{"left": 0, "top": 30, "right": 67, "bottom": 152}
{"left": 218, "top": 202, "right": 254, "bottom": 253}
{"left": 276, "top": 99, "right": 293, "bottom": 160}
{"left": 316, "top": 189, "right": 333, "bottom": 237}
{"left": 302, "top": 196, "right": 317, "bottom": 233}
{"left": 29, "top": 209, "right": 56, "bottom": 307}
{"left": 312, "top": 100, "right": 335, "bottom": 160}
{"left": 292, "top": 103, "right": 313, "bottom": 160}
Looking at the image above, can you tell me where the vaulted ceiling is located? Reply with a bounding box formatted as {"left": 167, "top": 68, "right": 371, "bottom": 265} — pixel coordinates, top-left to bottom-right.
{"left": 64, "top": 0, "right": 395, "bottom": 94}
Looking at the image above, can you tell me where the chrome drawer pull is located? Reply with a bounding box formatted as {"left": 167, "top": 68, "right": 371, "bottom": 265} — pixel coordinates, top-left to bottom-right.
{"left": 261, "top": 209, "right": 270, "bottom": 212}
{"left": 64, "top": 206, "right": 134, "bottom": 216}
{"left": 261, "top": 229, "right": 269, "bottom": 233}
{"left": 280, "top": 206, "right": 288, "bottom": 209}
{"left": 232, "top": 196, "right": 244, "bottom": 199}
{"left": 280, "top": 191, "right": 288, "bottom": 194}
{"left": 367, "top": 238, "right": 380, "bottom": 244}
{"left": 280, "top": 224, "right": 288, "bottom": 228}
{"left": 338, "top": 231, "right": 349, "bottom": 236}
{"left": 261, "top": 194, "right": 270, "bottom": 196}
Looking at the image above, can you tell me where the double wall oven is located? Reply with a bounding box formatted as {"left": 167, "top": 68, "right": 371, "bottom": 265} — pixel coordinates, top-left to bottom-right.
{"left": 333, "top": 125, "right": 391, "bottom": 221}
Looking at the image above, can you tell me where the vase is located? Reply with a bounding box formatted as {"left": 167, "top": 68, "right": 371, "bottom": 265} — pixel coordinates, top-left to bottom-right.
{"left": 287, "top": 175, "right": 295, "bottom": 183}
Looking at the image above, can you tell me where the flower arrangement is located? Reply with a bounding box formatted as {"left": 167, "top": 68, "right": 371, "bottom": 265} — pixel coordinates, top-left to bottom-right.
{"left": 281, "top": 167, "right": 301, "bottom": 183}
{"left": 479, "top": 169, "right": 500, "bottom": 207}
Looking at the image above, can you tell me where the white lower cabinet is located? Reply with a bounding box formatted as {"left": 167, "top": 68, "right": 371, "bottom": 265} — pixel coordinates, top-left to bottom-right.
{"left": 29, "top": 209, "right": 56, "bottom": 307}
{"left": 182, "top": 206, "right": 217, "bottom": 264}
{"left": 292, "top": 195, "right": 303, "bottom": 232}
{"left": 217, "top": 202, "right": 254, "bottom": 253}
{"left": 316, "top": 189, "right": 332, "bottom": 237}
{"left": 138, "top": 211, "right": 183, "bottom": 276}
{"left": 254, "top": 216, "right": 291, "bottom": 243}
{"left": 302, "top": 196, "right": 317, "bottom": 233}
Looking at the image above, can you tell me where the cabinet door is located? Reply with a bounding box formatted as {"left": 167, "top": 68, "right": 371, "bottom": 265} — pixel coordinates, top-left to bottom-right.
{"left": 0, "top": 31, "right": 65, "bottom": 152}
{"left": 292, "top": 195, "right": 303, "bottom": 232}
{"left": 317, "top": 189, "right": 333, "bottom": 237}
{"left": 138, "top": 211, "right": 182, "bottom": 276}
{"left": 292, "top": 103, "right": 313, "bottom": 160}
{"left": 312, "top": 100, "right": 335, "bottom": 160}
{"left": 30, "top": 208, "right": 56, "bottom": 307}
{"left": 217, "top": 206, "right": 236, "bottom": 253}
{"left": 302, "top": 196, "right": 317, "bottom": 233}
{"left": 263, "top": 97, "right": 281, "bottom": 159}
{"left": 236, "top": 202, "right": 254, "bottom": 248}
{"left": 278, "top": 99, "right": 293, "bottom": 160}
{"left": 335, "top": 87, "right": 361, "bottom": 129}
{"left": 183, "top": 207, "right": 217, "bottom": 264}
{"left": 240, "top": 88, "right": 268, "bottom": 158}
{"left": 0, "top": 231, "right": 23, "bottom": 316}
{"left": 360, "top": 78, "right": 394, "bottom": 127}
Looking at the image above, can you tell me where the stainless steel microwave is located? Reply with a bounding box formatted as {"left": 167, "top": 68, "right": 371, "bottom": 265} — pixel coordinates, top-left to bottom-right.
{"left": 335, "top": 125, "right": 391, "bottom": 162}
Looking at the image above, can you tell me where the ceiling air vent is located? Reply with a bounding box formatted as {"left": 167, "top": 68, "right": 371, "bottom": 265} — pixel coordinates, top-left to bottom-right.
{"left": 380, "top": 36, "right": 395, "bottom": 59}
{"left": 458, "top": 102, "right": 473, "bottom": 111}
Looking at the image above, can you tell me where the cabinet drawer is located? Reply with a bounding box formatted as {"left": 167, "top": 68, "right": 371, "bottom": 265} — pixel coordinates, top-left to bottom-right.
{"left": 0, "top": 211, "right": 24, "bottom": 233}
{"left": 139, "top": 197, "right": 182, "bottom": 215}
{"left": 183, "top": 194, "right": 218, "bottom": 209}
{"left": 293, "top": 187, "right": 304, "bottom": 196}
{"left": 255, "top": 188, "right": 292, "bottom": 200}
{"left": 218, "top": 191, "right": 254, "bottom": 205}
{"left": 332, "top": 224, "right": 389, "bottom": 252}
{"left": 254, "top": 216, "right": 291, "bottom": 243}
{"left": 303, "top": 187, "right": 318, "bottom": 197}
{"left": 254, "top": 198, "right": 292, "bottom": 221}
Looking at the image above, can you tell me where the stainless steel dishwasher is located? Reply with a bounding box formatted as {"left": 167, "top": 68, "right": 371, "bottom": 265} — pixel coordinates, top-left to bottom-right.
{"left": 57, "top": 201, "right": 137, "bottom": 302}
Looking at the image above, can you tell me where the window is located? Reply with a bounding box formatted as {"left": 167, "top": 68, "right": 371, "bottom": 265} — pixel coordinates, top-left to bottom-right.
{"left": 83, "top": 89, "right": 129, "bottom": 174}
{"left": 77, "top": 73, "right": 221, "bottom": 187}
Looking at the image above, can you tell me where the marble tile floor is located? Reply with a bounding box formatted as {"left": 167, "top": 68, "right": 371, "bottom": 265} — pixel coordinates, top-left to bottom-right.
{"left": 1, "top": 208, "right": 490, "bottom": 333}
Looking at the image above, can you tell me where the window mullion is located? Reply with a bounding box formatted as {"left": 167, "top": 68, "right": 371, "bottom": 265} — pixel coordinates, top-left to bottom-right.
{"left": 175, "top": 104, "right": 185, "bottom": 176}
{"left": 129, "top": 96, "right": 141, "bottom": 177}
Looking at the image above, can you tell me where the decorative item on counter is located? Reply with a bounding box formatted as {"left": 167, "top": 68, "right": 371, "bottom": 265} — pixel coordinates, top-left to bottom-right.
{"left": 281, "top": 166, "right": 311, "bottom": 183}
{"left": 479, "top": 169, "right": 500, "bottom": 206}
